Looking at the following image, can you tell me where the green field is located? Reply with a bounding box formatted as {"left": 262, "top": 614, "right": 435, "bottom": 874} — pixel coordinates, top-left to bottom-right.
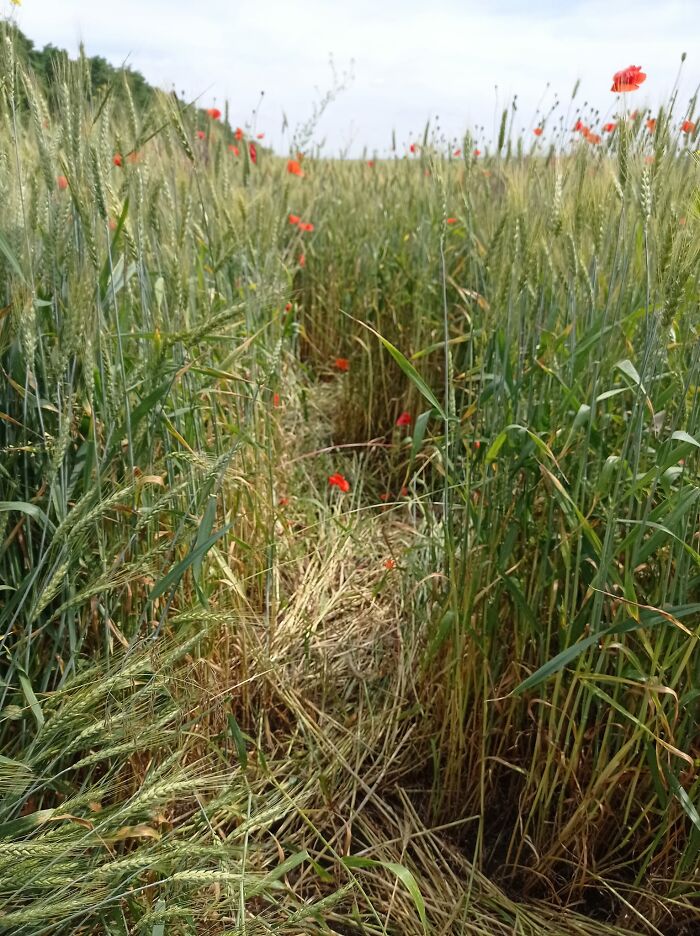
{"left": 1, "top": 33, "right": 699, "bottom": 936}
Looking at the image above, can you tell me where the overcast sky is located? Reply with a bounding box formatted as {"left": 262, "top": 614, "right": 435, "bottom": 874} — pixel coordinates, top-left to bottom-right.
{"left": 7, "top": 0, "right": 700, "bottom": 155}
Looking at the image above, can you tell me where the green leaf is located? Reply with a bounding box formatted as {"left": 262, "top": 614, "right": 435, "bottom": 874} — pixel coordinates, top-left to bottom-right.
{"left": 227, "top": 713, "right": 248, "bottom": 770}
{"left": 614, "top": 358, "right": 646, "bottom": 395}
{"left": 512, "top": 619, "right": 640, "bottom": 695}
{"left": 149, "top": 525, "right": 231, "bottom": 601}
{"left": 670, "top": 430, "right": 700, "bottom": 448}
{"left": 664, "top": 767, "right": 700, "bottom": 834}
{"left": 409, "top": 410, "right": 432, "bottom": 468}
{"left": 0, "top": 230, "right": 26, "bottom": 282}
{"left": 18, "top": 669, "right": 44, "bottom": 729}
{"left": 151, "top": 899, "right": 166, "bottom": 936}
{"left": 0, "top": 501, "right": 54, "bottom": 531}
{"left": 192, "top": 494, "right": 218, "bottom": 586}
{"left": 343, "top": 856, "right": 428, "bottom": 933}
{"left": 353, "top": 319, "right": 447, "bottom": 421}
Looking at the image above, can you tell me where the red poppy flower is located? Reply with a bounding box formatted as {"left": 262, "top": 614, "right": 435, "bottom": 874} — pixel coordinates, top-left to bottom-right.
{"left": 299, "top": 221, "right": 314, "bottom": 232}
{"left": 603, "top": 122, "right": 616, "bottom": 132}
{"left": 299, "top": 253, "right": 306, "bottom": 267}
{"left": 583, "top": 127, "right": 601, "bottom": 145}
{"left": 278, "top": 496, "right": 289, "bottom": 507}
{"left": 328, "top": 472, "right": 350, "bottom": 493}
{"left": 573, "top": 119, "right": 584, "bottom": 132}
{"left": 630, "top": 110, "right": 639, "bottom": 120}
{"left": 256, "top": 132, "right": 265, "bottom": 139}
{"left": 287, "top": 159, "right": 304, "bottom": 176}
{"left": 334, "top": 357, "right": 349, "bottom": 372}
{"left": 249, "top": 142, "right": 257, "bottom": 164}
{"left": 409, "top": 143, "right": 417, "bottom": 153}
{"left": 473, "top": 148, "right": 481, "bottom": 156}
{"left": 289, "top": 213, "right": 300, "bottom": 225}
{"left": 453, "top": 148, "right": 461, "bottom": 156}
{"left": 474, "top": 440, "right": 481, "bottom": 449}
{"left": 681, "top": 120, "right": 696, "bottom": 133}
{"left": 284, "top": 302, "right": 292, "bottom": 312}
{"left": 611, "top": 65, "right": 646, "bottom": 92}
{"left": 396, "top": 411, "right": 412, "bottom": 427}
{"left": 228, "top": 144, "right": 240, "bottom": 156}
{"left": 533, "top": 127, "right": 543, "bottom": 136}
{"left": 196, "top": 130, "right": 206, "bottom": 140}
{"left": 367, "top": 160, "right": 375, "bottom": 168}
{"left": 446, "top": 217, "right": 458, "bottom": 225}
{"left": 234, "top": 127, "right": 244, "bottom": 140}
{"left": 379, "top": 492, "right": 392, "bottom": 502}
{"left": 57, "top": 175, "right": 68, "bottom": 190}
{"left": 384, "top": 558, "right": 396, "bottom": 570}
{"left": 273, "top": 392, "right": 280, "bottom": 408}
{"left": 113, "top": 153, "right": 123, "bottom": 167}
{"left": 400, "top": 486, "right": 409, "bottom": 497}
{"left": 207, "top": 107, "right": 222, "bottom": 120}
{"left": 646, "top": 118, "right": 657, "bottom": 132}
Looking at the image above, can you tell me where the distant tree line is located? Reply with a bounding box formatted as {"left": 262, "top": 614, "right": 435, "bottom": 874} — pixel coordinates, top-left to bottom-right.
{"left": 6, "top": 23, "right": 158, "bottom": 110}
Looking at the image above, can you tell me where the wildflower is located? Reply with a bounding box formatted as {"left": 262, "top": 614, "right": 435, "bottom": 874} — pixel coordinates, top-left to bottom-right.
{"left": 287, "top": 159, "right": 304, "bottom": 176}
{"left": 379, "top": 492, "right": 392, "bottom": 502}
{"left": 113, "top": 153, "right": 123, "bottom": 167}
{"left": 473, "top": 148, "right": 481, "bottom": 156}
{"left": 289, "top": 213, "right": 300, "bottom": 225}
{"left": 681, "top": 120, "right": 696, "bottom": 133}
{"left": 299, "top": 253, "right": 306, "bottom": 267}
{"left": 278, "top": 496, "right": 289, "bottom": 507}
{"left": 603, "top": 122, "right": 616, "bottom": 132}
{"left": 396, "top": 412, "right": 412, "bottom": 427}
{"left": 299, "top": 221, "right": 314, "bottom": 232}
{"left": 400, "top": 486, "right": 409, "bottom": 497}
{"left": 446, "top": 217, "right": 458, "bottom": 225}
{"left": 256, "top": 132, "right": 265, "bottom": 139}
{"left": 234, "top": 127, "right": 244, "bottom": 140}
{"left": 273, "top": 392, "right": 280, "bottom": 407}
{"left": 409, "top": 143, "right": 417, "bottom": 153}
{"left": 367, "top": 160, "right": 375, "bottom": 168}
{"left": 573, "top": 119, "right": 584, "bottom": 132}
{"left": 207, "top": 107, "right": 222, "bottom": 120}
{"left": 228, "top": 144, "right": 240, "bottom": 156}
{"left": 57, "top": 175, "right": 68, "bottom": 190}
{"left": 249, "top": 142, "right": 257, "bottom": 164}
{"left": 453, "top": 148, "right": 461, "bottom": 156}
{"left": 328, "top": 472, "right": 350, "bottom": 493}
{"left": 630, "top": 110, "right": 639, "bottom": 119}
{"left": 474, "top": 439, "right": 481, "bottom": 449}
{"left": 334, "top": 357, "right": 349, "bottom": 372}
{"left": 533, "top": 127, "right": 543, "bottom": 136}
{"left": 611, "top": 65, "right": 646, "bottom": 92}
{"left": 196, "top": 130, "right": 206, "bottom": 140}
{"left": 646, "top": 118, "right": 657, "bottom": 132}
{"left": 583, "top": 128, "right": 601, "bottom": 145}
{"left": 384, "top": 558, "right": 396, "bottom": 570}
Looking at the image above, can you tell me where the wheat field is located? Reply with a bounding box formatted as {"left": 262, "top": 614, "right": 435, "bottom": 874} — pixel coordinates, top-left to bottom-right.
{"left": 1, "top": 30, "right": 699, "bottom": 936}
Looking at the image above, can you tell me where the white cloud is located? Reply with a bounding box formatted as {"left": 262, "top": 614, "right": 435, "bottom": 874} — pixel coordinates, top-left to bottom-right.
{"left": 9, "top": 0, "right": 700, "bottom": 154}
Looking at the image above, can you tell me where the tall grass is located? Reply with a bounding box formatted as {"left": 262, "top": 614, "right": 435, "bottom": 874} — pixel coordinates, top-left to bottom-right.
{"left": 1, "top": 30, "right": 699, "bottom": 934}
